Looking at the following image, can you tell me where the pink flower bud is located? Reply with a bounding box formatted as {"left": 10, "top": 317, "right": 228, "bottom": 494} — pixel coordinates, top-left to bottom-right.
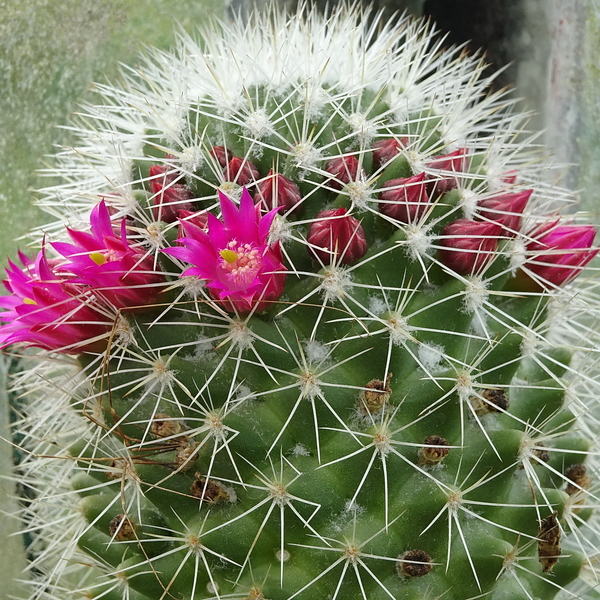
{"left": 307, "top": 208, "right": 368, "bottom": 265}
{"left": 524, "top": 221, "right": 598, "bottom": 287}
{"left": 210, "top": 146, "right": 233, "bottom": 168}
{"left": 325, "top": 155, "right": 365, "bottom": 190}
{"left": 378, "top": 172, "right": 429, "bottom": 223}
{"left": 149, "top": 165, "right": 195, "bottom": 223}
{"left": 255, "top": 170, "right": 302, "bottom": 213}
{"left": 425, "top": 148, "right": 469, "bottom": 195}
{"left": 439, "top": 219, "right": 501, "bottom": 275}
{"left": 372, "top": 138, "right": 407, "bottom": 170}
{"left": 477, "top": 189, "right": 532, "bottom": 236}
{"left": 501, "top": 170, "right": 518, "bottom": 185}
{"left": 224, "top": 156, "right": 260, "bottom": 186}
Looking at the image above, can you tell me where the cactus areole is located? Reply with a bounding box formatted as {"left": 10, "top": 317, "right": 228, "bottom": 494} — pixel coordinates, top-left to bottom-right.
{"left": 3, "top": 5, "right": 600, "bottom": 600}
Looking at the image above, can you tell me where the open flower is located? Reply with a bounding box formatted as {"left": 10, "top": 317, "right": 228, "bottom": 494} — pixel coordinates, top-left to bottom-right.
{"left": 0, "top": 250, "right": 111, "bottom": 354}
{"left": 521, "top": 221, "right": 598, "bottom": 287}
{"left": 52, "top": 200, "right": 165, "bottom": 310}
{"left": 163, "top": 188, "right": 286, "bottom": 313}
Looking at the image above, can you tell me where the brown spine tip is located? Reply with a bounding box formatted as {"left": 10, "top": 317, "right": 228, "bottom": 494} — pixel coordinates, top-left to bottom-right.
{"left": 359, "top": 373, "right": 392, "bottom": 415}
{"left": 109, "top": 514, "right": 136, "bottom": 541}
{"left": 538, "top": 511, "right": 561, "bottom": 572}
{"left": 471, "top": 388, "right": 509, "bottom": 416}
{"left": 418, "top": 435, "right": 450, "bottom": 466}
{"left": 396, "top": 549, "right": 432, "bottom": 578}
{"left": 191, "top": 473, "right": 231, "bottom": 503}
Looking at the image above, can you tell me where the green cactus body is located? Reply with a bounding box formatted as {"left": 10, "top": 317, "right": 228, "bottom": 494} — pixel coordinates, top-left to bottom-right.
{"left": 5, "top": 5, "right": 600, "bottom": 600}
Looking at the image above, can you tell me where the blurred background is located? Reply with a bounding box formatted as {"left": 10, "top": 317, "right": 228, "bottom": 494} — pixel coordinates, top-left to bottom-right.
{"left": 1, "top": 0, "right": 598, "bottom": 597}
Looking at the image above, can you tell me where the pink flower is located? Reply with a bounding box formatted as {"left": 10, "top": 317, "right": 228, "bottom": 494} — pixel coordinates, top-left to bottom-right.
{"left": 148, "top": 165, "right": 195, "bottom": 223}
{"left": 163, "top": 188, "right": 286, "bottom": 314}
{"left": 439, "top": 219, "right": 502, "bottom": 275}
{"left": 255, "top": 170, "right": 302, "bottom": 214}
{"left": 523, "top": 221, "right": 598, "bottom": 287}
{"left": 379, "top": 173, "right": 429, "bottom": 223}
{"left": 0, "top": 250, "right": 111, "bottom": 354}
{"left": 307, "top": 208, "right": 368, "bottom": 265}
{"left": 52, "top": 201, "right": 165, "bottom": 309}
{"left": 476, "top": 189, "right": 532, "bottom": 237}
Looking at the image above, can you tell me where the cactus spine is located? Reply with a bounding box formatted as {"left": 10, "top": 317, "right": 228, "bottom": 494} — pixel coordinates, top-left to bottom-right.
{"left": 3, "top": 4, "right": 600, "bottom": 600}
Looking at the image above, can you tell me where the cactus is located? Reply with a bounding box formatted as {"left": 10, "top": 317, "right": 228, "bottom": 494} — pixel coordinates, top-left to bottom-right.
{"left": 3, "top": 4, "right": 600, "bottom": 600}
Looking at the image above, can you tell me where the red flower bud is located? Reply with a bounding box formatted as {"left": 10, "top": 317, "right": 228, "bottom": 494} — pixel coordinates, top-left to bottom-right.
{"left": 325, "top": 155, "right": 365, "bottom": 190}
{"left": 177, "top": 209, "right": 208, "bottom": 240}
{"left": 210, "top": 146, "right": 233, "bottom": 168}
{"left": 477, "top": 189, "right": 532, "bottom": 236}
{"left": 224, "top": 156, "right": 260, "bottom": 186}
{"left": 378, "top": 172, "right": 429, "bottom": 223}
{"left": 307, "top": 208, "right": 368, "bottom": 265}
{"left": 149, "top": 165, "right": 195, "bottom": 223}
{"left": 439, "top": 219, "right": 501, "bottom": 275}
{"left": 425, "top": 148, "right": 469, "bottom": 196}
{"left": 255, "top": 170, "right": 302, "bottom": 213}
{"left": 372, "top": 138, "right": 407, "bottom": 170}
{"left": 524, "top": 221, "right": 598, "bottom": 287}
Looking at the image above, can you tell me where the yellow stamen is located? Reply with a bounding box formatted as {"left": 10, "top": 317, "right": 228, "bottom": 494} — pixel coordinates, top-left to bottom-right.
{"left": 23, "top": 297, "right": 37, "bottom": 305}
{"left": 90, "top": 252, "right": 107, "bottom": 265}
{"left": 220, "top": 249, "right": 239, "bottom": 264}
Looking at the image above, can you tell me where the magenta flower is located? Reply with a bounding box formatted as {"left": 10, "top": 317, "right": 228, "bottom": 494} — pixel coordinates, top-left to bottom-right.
{"left": 0, "top": 250, "right": 111, "bottom": 354}
{"left": 163, "top": 188, "right": 287, "bottom": 314}
{"left": 379, "top": 172, "right": 429, "bottom": 223}
{"left": 438, "top": 219, "right": 501, "bottom": 275}
{"left": 307, "top": 208, "right": 368, "bottom": 265}
{"left": 522, "top": 221, "right": 598, "bottom": 287}
{"left": 52, "top": 200, "right": 165, "bottom": 310}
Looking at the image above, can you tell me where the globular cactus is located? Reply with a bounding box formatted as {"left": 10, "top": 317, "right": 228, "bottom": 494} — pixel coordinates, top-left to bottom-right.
{"left": 3, "top": 4, "right": 600, "bottom": 600}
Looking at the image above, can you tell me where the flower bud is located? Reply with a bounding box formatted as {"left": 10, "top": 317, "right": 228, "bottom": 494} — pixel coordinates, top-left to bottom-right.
{"left": 149, "top": 165, "right": 195, "bottom": 222}
{"left": 379, "top": 173, "right": 429, "bottom": 223}
{"left": 325, "top": 155, "right": 365, "bottom": 190}
{"left": 209, "top": 145, "right": 233, "bottom": 168}
{"left": 255, "top": 170, "right": 302, "bottom": 213}
{"left": 439, "top": 219, "right": 501, "bottom": 275}
{"left": 524, "top": 221, "right": 598, "bottom": 287}
{"left": 425, "top": 148, "right": 469, "bottom": 195}
{"left": 224, "top": 156, "right": 260, "bottom": 186}
{"left": 477, "top": 189, "right": 532, "bottom": 236}
{"left": 307, "top": 208, "right": 368, "bottom": 265}
{"left": 372, "top": 137, "right": 407, "bottom": 170}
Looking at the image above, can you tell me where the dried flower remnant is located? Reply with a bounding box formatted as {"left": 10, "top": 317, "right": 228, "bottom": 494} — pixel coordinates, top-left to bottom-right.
{"left": 538, "top": 511, "right": 561, "bottom": 573}
{"left": 470, "top": 388, "right": 509, "bottom": 416}
{"left": 396, "top": 550, "right": 433, "bottom": 578}
{"left": 418, "top": 435, "right": 450, "bottom": 466}
{"left": 163, "top": 189, "right": 286, "bottom": 313}
{"left": 358, "top": 374, "right": 392, "bottom": 415}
